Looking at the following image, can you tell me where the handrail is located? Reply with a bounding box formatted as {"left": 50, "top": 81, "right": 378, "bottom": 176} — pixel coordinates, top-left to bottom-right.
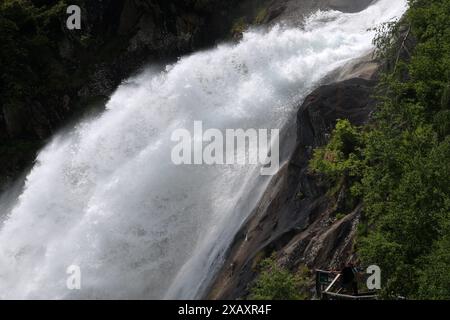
{"left": 325, "top": 273, "right": 341, "bottom": 293}
{"left": 323, "top": 291, "right": 378, "bottom": 300}
{"left": 315, "top": 269, "right": 333, "bottom": 274}
{"left": 315, "top": 268, "right": 379, "bottom": 300}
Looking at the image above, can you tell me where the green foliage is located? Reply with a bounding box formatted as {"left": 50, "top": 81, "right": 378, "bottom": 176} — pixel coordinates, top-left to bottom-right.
{"left": 372, "top": 20, "right": 401, "bottom": 61}
{"left": 311, "top": 0, "right": 450, "bottom": 299}
{"left": 310, "top": 119, "right": 364, "bottom": 184}
{"left": 417, "top": 217, "right": 450, "bottom": 299}
{"left": 249, "top": 257, "right": 309, "bottom": 300}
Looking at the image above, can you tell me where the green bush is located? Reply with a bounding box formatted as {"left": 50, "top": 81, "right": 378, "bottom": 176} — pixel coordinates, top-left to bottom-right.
{"left": 310, "top": 119, "right": 364, "bottom": 183}
{"left": 417, "top": 219, "right": 450, "bottom": 300}
{"left": 249, "top": 257, "right": 308, "bottom": 300}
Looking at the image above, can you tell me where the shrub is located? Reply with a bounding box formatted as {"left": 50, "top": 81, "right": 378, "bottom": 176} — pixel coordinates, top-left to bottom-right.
{"left": 249, "top": 257, "right": 309, "bottom": 300}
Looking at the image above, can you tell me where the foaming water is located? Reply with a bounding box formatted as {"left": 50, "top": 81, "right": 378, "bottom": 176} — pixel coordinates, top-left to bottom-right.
{"left": 0, "top": 0, "right": 407, "bottom": 299}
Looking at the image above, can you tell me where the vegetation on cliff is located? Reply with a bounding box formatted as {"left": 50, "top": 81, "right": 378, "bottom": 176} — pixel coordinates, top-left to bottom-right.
{"left": 249, "top": 257, "right": 310, "bottom": 300}
{"left": 311, "top": 0, "right": 450, "bottom": 299}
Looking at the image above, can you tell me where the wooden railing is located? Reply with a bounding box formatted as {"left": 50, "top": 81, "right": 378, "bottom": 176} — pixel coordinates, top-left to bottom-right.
{"left": 315, "top": 269, "right": 378, "bottom": 300}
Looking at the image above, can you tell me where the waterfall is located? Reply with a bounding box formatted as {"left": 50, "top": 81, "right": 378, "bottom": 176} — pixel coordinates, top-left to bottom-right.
{"left": 0, "top": 0, "right": 407, "bottom": 299}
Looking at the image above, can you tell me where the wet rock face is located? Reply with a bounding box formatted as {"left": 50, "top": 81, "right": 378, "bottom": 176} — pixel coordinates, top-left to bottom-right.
{"left": 298, "top": 78, "right": 377, "bottom": 149}
{"left": 327, "top": 0, "right": 375, "bottom": 13}
{"left": 266, "top": 0, "right": 375, "bottom": 25}
{"left": 75, "top": 0, "right": 241, "bottom": 99}
{"left": 207, "top": 77, "right": 377, "bottom": 300}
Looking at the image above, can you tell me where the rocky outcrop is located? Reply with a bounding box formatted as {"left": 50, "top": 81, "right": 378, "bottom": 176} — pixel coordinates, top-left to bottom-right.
{"left": 207, "top": 66, "right": 379, "bottom": 300}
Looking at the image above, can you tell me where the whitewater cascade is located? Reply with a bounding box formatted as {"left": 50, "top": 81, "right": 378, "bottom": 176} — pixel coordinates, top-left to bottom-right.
{"left": 0, "top": 0, "right": 407, "bottom": 299}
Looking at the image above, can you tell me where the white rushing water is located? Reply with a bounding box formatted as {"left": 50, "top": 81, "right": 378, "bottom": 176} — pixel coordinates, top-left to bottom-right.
{"left": 0, "top": 0, "right": 407, "bottom": 299}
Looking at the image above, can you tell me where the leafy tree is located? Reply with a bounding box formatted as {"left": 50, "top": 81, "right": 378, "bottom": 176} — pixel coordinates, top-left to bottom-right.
{"left": 249, "top": 257, "right": 308, "bottom": 300}
{"left": 310, "top": 119, "right": 364, "bottom": 183}
{"left": 417, "top": 217, "right": 450, "bottom": 299}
